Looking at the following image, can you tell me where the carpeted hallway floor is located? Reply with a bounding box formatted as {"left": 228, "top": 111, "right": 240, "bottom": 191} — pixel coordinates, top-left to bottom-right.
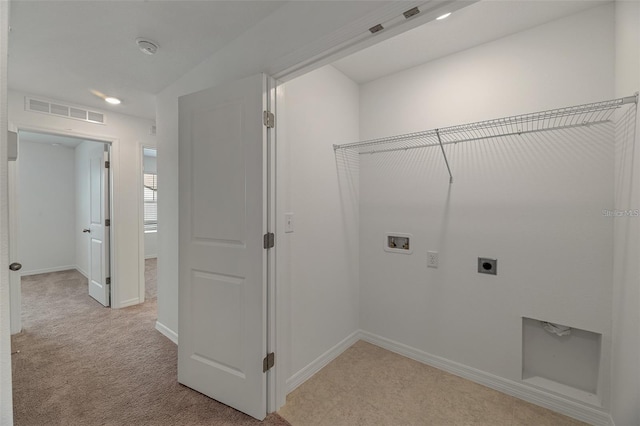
{"left": 11, "top": 260, "right": 290, "bottom": 426}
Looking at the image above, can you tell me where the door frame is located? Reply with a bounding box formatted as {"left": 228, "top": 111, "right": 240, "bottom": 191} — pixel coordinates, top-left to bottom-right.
{"left": 8, "top": 123, "right": 119, "bottom": 331}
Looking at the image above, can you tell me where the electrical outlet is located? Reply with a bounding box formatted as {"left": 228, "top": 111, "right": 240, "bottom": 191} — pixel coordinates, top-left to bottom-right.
{"left": 478, "top": 257, "right": 497, "bottom": 275}
{"left": 427, "top": 251, "right": 438, "bottom": 268}
{"left": 285, "top": 213, "right": 294, "bottom": 233}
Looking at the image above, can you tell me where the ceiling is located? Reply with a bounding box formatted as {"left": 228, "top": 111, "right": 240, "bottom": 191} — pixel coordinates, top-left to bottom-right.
{"left": 19, "top": 131, "right": 102, "bottom": 149}
{"left": 8, "top": 1, "right": 286, "bottom": 119}
{"left": 333, "top": 0, "right": 609, "bottom": 84}
{"left": 8, "top": 1, "right": 608, "bottom": 121}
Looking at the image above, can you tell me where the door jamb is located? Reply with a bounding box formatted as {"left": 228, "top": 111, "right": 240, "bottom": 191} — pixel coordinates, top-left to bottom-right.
{"left": 8, "top": 123, "right": 119, "bottom": 326}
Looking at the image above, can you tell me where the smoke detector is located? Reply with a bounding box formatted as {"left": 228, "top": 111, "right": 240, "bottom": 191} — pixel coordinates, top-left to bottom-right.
{"left": 136, "top": 38, "right": 159, "bottom": 55}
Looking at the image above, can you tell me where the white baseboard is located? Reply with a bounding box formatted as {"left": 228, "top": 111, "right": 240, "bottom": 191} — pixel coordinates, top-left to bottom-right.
{"left": 119, "top": 298, "right": 140, "bottom": 308}
{"left": 75, "top": 265, "right": 88, "bottom": 279}
{"left": 286, "top": 330, "right": 360, "bottom": 394}
{"left": 359, "top": 330, "right": 611, "bottom": 426}
{"left": 155, "top": 321, "right": 178, "bottom": 345}
{"left": 21, "top": 265, "right": 76, "bottom": 276}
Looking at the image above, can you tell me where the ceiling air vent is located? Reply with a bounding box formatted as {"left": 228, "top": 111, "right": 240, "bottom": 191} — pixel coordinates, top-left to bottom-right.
{"left": 50, "top": 103, "right": 70, "bottom": 116}
{"left": 28, "top": 98, "right": 49, "bottom": 113}
{"left": 87, "top": 111, "right": 105, "bottom": 124}
{"left": 25, "top": 97, "right": 106, "bottom": 125}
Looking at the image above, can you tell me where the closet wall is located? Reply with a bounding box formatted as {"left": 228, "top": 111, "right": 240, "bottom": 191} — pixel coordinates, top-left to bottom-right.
{"left": 358, "top": 3, "right": 615, "bottom": 406}
{"left": 18, "top": 141, "right": 76, "bottom": 275}
{"left": 283, "top": 2, "right": 621, "bottom": 414}
{"left": 280, "top": 66, "right": 360, "bottom": 384}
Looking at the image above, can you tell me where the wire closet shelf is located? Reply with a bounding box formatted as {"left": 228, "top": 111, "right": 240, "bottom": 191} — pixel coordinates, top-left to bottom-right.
{"left": 333, "top": 94, "right": 638, "bottom": 183}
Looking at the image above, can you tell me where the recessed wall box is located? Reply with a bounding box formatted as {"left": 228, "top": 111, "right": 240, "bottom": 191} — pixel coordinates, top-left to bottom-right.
{"left": 384, "top": 233, "right": 413, "bottom": 254}
{"left": 522, "top": 317, "right": 601, "bottom": 405}
{"left": 478, "top": 257, "right": 497, "bottom": 275}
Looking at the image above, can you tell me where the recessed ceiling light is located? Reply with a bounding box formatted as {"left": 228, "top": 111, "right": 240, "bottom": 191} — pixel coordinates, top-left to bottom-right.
{"left": 105, "top": 97, "right": 121, "bottom": 105}
{"left": 436, "top": 12, "right": 452, "bottom": 20}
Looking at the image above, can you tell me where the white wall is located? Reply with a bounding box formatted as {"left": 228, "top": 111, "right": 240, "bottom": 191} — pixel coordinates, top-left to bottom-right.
{"left": 357, "top": 3, "right": 614, "bottom": 410}
{"left": 280, "top": 66, "right": 360, "bottom": 384}
{"left": 18, "top": 141, "right": 76, "bottom": 275}
{"left": 144, "top": 232, "right": 157, "bottom": 259}
{"left": 611, "top": 1, "right": 640, "bottom": 425}
{"left": 9, "top": 90, "right": 155, "bottom": 308}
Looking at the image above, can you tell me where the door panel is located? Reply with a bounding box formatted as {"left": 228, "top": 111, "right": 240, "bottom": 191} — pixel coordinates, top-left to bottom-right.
{"left": 88, "top": 146, "right": 110, "bottom": 306}
{"left": 192, "top": 102, "right": 246, "bottom": 244}
{"left": 178, "top": 74, "right": 268, "bottom": 420}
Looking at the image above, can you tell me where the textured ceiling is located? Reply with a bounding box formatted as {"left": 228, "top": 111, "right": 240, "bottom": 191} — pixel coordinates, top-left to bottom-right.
{"left": 8, "top": 1, "right": 608, "bottom": 121}
{"left": 8, "top": 1, "right": 286, "bottom": 119}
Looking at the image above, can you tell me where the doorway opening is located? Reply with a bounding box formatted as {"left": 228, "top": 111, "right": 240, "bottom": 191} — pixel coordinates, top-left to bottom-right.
{"left": 9, "top": 129, "right": 114, "bottom": 335}
{"left": 142, "top": 146, "right": 158, "bottom": 303}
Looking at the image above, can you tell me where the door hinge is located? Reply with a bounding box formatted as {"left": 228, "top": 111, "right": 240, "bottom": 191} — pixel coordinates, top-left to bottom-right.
{"left": 105, "top": 219, "right": 111, "bottom": 227}
{"left": 263, "top": 232, "right": 275, "bottom": 249}
{"left": 263, "top": 111, "right": 275, "bottom": 128}
{"left": 106, "top": 277, "right": 111, "bottom": 285}
{"left": 105, "top": 160, "right": 110, "bottom": 168}
{"left": 263, "top": 352, "right": 275, "bottom": 372}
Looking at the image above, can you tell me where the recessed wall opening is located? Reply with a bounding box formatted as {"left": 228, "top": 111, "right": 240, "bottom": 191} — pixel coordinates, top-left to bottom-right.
{"left": 277, "top": 2, "right": 632, "bottom": 425}
{"left": 522, "top": 317, "right": 602, "bottom": 405}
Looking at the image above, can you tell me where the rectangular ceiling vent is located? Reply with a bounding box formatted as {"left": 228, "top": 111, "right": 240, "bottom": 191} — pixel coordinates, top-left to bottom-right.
{"left": 25, "top": 97, "right": 106, "bottom": 125}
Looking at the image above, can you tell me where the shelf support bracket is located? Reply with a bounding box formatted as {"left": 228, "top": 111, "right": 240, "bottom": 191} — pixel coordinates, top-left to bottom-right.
{"left": 436, "top": 129, "right": 453, "bottom": 184}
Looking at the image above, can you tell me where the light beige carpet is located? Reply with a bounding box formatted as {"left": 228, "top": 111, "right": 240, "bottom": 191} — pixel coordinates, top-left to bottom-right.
{"left": 279, "top": 341, "right": 588, "bottom": 426}
{"left": 11, "top": 265, "right": 290, "bottom": 426}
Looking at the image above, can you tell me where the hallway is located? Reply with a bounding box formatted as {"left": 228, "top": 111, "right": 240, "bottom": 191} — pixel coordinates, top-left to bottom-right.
{"left": 10, "top": 264, "right": 289, "bottom": 425}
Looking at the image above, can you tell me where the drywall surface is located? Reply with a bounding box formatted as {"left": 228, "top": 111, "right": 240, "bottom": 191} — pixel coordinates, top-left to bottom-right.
{"left": 280, "top": 66, "right": 360, "bottom": 379}
{"left": 9, "top": 90, "right": 155, "bottom": 308}
{"left": 358, "top": 3, "right": 615, "bottom": 408}
{"left": 0, "top": 1, "right": 13, "bottom": 422}
{"left": 611, "top": 2, "right": 640, "bottom": 425}
{"left": 144, "top": 232, "right": 157, "bottom": 259}
{"left": 18, "top": 141, "right": 76, "bottom": 274}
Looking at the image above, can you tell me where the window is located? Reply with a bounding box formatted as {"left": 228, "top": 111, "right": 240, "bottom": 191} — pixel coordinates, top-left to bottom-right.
{"left": 144, "top": 173, "right": 157, "bottom": 231}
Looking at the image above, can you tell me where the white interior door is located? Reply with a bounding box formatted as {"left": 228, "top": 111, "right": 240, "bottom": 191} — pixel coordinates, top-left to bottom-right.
{"left": 178, "top": 74, "right": 270, "bottom": 420}
{"left": 8, "top": 150, "right": 22, "bottom": 334}
{"left": 88, "top": 144, "right": 110, "bottom": 307}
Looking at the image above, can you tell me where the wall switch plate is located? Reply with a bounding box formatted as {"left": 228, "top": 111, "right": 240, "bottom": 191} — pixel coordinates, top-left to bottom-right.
{"left": 427, "top": 251, "right": 438, "bottom": 268}
{"left": 478, "top": 257, "right": 497, "bottom": 275}
{"left": 285, "top": 213, "right": 294, "bottom": 233}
